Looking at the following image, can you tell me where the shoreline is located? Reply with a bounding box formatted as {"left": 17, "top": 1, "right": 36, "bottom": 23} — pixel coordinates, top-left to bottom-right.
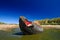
{"left": 41, "top": 25, "right": 60, "bottom": 29}
{"left": 0, "top": 24, "right": 60, "bottom": 31}
{"left": 0, "top": 24, "right": 19, "bottom": 31}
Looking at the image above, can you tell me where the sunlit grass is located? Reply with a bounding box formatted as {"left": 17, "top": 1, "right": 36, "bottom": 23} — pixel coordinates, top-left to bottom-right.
{"left": 20, "top": 29, "right": 60, "bottom": 40}
{"left": 0, "top": 28, "right": 60, "bottom": 40}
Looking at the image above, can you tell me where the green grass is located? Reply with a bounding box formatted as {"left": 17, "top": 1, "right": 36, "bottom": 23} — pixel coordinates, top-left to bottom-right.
{"left": 0, "top": 28, "right": 60, "bottom": 40}
{"left": 20, "top": 29, "right": 60, "bottom": 40}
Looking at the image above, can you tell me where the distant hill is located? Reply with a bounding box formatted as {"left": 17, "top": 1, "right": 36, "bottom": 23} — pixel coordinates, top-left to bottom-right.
{"left": 0, "top": 22, "right": 5, "bottom": 24}
{"left": 35, "top": 17, "right": 60, "bottom": 25}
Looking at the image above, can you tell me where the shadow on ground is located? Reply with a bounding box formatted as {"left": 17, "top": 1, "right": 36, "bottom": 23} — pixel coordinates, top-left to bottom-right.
{"left": 13, "top": 32, "right": 25, "bottom": 35}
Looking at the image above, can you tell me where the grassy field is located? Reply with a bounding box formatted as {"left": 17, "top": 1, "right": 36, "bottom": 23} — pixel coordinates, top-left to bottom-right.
{"left": 0, "top": 28, "right": 60, "bottom": 40}
{"left": 20, "top": 29, "right": 60, "bottom": 40}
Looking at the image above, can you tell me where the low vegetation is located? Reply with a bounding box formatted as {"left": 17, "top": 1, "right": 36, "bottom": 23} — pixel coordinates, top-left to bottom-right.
{"left": 36, "top": 17, "right": 60, "bottom": 25}
{"left": 0, "top": 22, "right": 5, "bottom": 24}
{"left": 0, "top": 28, "right": 60, "bottom": 40}
{"left": 20, "top": 29, "right": 60, "bottom": 40}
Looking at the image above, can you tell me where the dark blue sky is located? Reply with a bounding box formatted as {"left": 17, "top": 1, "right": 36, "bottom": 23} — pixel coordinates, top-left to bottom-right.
{"left": 0, "top": 0, "right": 60, "bottom": 24}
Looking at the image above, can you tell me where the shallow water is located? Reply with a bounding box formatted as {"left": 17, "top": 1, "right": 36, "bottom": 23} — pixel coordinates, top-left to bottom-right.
{"left": 0, "top": 28, "right": 60, "bottom": 40}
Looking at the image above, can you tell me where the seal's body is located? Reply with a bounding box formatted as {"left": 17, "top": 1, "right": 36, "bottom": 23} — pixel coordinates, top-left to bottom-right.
{"left": 19, "top": 16, "right": 43, "bottom": 35}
